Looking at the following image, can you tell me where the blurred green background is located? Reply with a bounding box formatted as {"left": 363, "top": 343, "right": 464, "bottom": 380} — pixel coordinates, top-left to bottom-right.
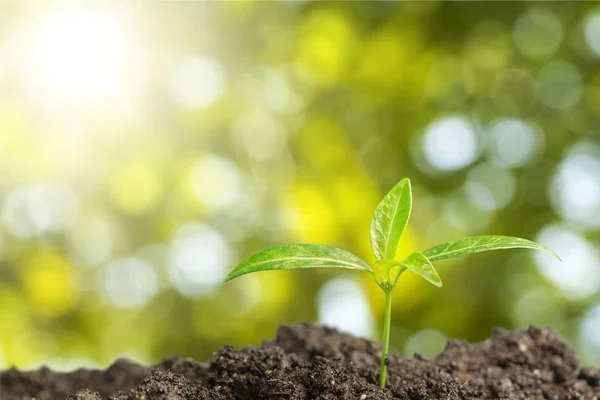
{"left": 0, "top": 1, "right": 599, "bottom": 370}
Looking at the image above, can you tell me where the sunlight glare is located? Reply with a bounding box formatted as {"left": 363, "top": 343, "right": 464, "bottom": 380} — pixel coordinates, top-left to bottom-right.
{"left": 17, "top": 7, "right": 144, "bottom": 106}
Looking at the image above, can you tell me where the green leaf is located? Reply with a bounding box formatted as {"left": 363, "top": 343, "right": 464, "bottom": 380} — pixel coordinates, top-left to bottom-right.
{"left": 370, "top": 178, "right": 412, "bottom": 261}
{"left": 224, "top": 244, "right": 372, "bottom": 282}
{"left": 422, "top": 235, "right": 561, "bottom": 262}
{"left": 401, "top": 252, "right": 442, "bottom": 287}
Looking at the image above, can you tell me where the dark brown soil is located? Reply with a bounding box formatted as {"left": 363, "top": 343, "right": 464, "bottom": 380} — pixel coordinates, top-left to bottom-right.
{"left": 1, "top": 324, "right": 599, "bottom": 399}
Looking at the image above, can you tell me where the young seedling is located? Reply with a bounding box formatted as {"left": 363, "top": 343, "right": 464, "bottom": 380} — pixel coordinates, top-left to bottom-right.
{"left": 224, "top": 178, "right": 560, "bottom": 389}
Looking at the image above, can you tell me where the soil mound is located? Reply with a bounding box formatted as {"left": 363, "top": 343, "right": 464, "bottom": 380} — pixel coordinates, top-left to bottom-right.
{"left": 1, "top": 324, "right": 598, "bottom": 399}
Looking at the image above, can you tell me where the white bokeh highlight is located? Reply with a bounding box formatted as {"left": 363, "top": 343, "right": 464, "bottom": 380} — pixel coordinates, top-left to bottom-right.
{"left": 170, "top": 55, "right": 226, "bottom": 110}
{"left": 422, "top": 117, "right": 479, "bottom": 172}
{"left": 403, "top": 329, "right": 446, "bottom": 359}
{"left": 580, "top": 301, "right": 600, "bottom": 365}
{"left": 168, "top": 223, "right": 231, "bottom": 298}
{"left": 583, "top": 13, "right": 600, "bottom": 57}
{"left": 190, "top": 155, "right": 243, "bottom": 213}
{"left": 68, "top": 217, "right": 115, "bottom": 267}
{"left": 2, "top": 183, "right": 78, "bottom": 239}
{"left": 550, "top": 142, "right": 600, "bottom": 227}
{"left": 487, "top": 119, "right": 543, "bottom": 167}
{"left": 103, "top": 257, "right": 158, "bottom": 309}
{"left": 317, "top": 277, "right": 374, "bottom": 338}
{"left": 535, "top": 225, "right": 600, "bottom": 299}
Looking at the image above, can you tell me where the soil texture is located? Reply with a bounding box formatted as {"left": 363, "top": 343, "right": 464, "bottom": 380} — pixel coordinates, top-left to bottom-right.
{"left": 1, "top": 324, "right": 599, "bottom": 399}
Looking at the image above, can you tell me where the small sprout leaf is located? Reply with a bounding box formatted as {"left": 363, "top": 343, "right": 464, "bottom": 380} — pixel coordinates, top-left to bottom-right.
{"left": 422, "top": 235, "right": 561, "bottom": 262}
{"left": 224, "top": 244, "right": 372, "bottom": 282}
{"left": 370, "top": 178, "right": 412, "bottom": 261}
{"left": 401, "top": 252, "right": 442, "bottom": 287}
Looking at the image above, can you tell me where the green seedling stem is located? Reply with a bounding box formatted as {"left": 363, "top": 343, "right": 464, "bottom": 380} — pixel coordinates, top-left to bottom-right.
{"left": 379, "top": 287, "right": 392, "bottom": 388}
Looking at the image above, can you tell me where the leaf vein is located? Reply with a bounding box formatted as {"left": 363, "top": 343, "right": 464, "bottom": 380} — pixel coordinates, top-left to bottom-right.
{"left": 242, "top": 256, "right": 366, "bottom": 270}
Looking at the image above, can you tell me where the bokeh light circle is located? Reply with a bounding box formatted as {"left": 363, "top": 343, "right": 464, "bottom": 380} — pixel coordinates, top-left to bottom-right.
{"left": 403, "top": 329, "right": 446, "bottom": 359}
{"left": 550, "top": 142, "right": 600, "bottom": 227}
{"left": 102, "top": 257, "right": 158, "bottom": 309}
{"left": 421, "top": 117, "right": 479, "bottom": 172}
{"left": 2, "top": 183, "right": 78, "bottom": 239}
{"left": 487, "top": 119, "right": 543, "bottom": 167}
{"left": 583, "top": 12, "right": 600, "bottom": 57}
{"left": 580, "top": 302, "right": 600, "bottom": 365}
{"left": 168, "top": 223, "right": 231, "bottom": 298}
{"left": 535, "top": 224, "right": 600, "bottom": 299}
{"left": 190, "top": 155, "right": 243, "bottom": 213}
{"left": 513, "top": 7, "right": 562, "bottom": 59}
{"left": 317, "top": 277, "right": 373, "bottom": 338}
{"left": 170, "top": 55, "right": 226, "bottom": 110}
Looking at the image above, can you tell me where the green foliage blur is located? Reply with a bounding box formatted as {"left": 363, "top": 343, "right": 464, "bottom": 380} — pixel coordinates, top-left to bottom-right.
{"left": 0, "top": 1, "right": 599, "bottom": 370}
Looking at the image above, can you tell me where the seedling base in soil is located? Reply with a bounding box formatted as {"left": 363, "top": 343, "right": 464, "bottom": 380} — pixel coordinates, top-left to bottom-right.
{"left": 2, "top": 324, "right": 598, "bottom": 399}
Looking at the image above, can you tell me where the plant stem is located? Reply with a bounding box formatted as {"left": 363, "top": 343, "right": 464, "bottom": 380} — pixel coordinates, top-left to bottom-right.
{"left": 378, "top": 289, "right": 392, "bottom": 389}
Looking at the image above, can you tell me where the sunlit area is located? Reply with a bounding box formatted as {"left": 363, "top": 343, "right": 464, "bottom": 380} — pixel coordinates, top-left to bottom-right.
{"left": 13, "top": 5, "right": 146, "bottom": 110}
{"left": 0, "top": 1, "right": 599, "bottom": 376}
